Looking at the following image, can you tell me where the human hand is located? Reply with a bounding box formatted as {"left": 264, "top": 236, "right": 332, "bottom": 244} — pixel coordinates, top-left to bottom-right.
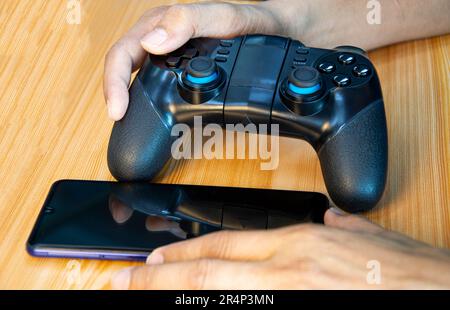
{"left": 103, "top": 0, "right": 305, "bottom": 120}
{"left": 111, "top": 208, "right": 450, "bottom": 289}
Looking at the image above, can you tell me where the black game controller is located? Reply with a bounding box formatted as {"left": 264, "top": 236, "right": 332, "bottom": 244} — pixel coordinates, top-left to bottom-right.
{"left": 108, "top": 35, "right": 388, "bottom": 213}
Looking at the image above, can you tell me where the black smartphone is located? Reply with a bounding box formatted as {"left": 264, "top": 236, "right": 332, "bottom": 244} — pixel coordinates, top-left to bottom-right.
{"left": 27, "top": 180, "right": 329, "bottom": 261}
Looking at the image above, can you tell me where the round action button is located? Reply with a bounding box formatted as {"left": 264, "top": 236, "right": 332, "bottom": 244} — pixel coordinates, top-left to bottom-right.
{"left": 288, "top": 67, "right": 322, "bottom": 95}
{"left": 318, "top": 62, "right": 336, "bottom": 74}
{"left": 333, "top": 74, "right": 351, "bottom": 87}
{"left": 353, "top": 64, "right": 371, "bottom": 77}
{"left": 338, "top": 53, "right": 356, "bottom": 65}
{"left": 185, "top": 56, "right": 218, "bottom": 84}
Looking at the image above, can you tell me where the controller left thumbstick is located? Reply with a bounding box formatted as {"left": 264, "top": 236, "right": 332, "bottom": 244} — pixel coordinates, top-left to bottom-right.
{"left": 182, "top": 56, "right": 220, "bottom": 88}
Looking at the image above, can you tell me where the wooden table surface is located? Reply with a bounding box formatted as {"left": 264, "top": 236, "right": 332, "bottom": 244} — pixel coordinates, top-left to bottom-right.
{"left": 0, "top": 0, "right": 449, "bottom": 289}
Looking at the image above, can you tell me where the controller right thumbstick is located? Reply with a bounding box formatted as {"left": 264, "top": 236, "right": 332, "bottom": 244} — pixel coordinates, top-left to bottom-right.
{"left": 281, "top": 66, "right": 324, "bottom": 115}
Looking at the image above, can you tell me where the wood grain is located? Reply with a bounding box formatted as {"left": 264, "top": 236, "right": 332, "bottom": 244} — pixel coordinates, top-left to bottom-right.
{"left": 0, "top": 0, "right": 449, "bottom": 289}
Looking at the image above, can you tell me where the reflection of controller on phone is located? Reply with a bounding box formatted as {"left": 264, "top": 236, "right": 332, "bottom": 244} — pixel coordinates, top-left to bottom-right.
{"left": 108, "top": 35, "right": 388, "bottom": 213}
{"left": 109, "top": 183, "right": 328, "bottom": 236}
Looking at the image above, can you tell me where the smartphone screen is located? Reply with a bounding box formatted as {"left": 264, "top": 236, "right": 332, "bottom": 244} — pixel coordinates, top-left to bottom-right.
{"left": 27, "top": 180, "right": 328, "bottom": 261}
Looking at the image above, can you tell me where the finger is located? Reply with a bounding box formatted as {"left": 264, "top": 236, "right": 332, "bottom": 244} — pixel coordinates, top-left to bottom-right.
{"left": 145, "top": 216, "right": 187, "bottom": 239}
{"left": 140, "top": 2, "right": 283, "bottom": 55}
{"left": 146, "top": 229, "right": 280, "bottom": 265}
{"left": 111, "top": 259, "right": 262, "bottom": 290}
{"left": 103, "top": 6, "right": 168, "bottom": 120}
{"left": 145, "top": 216, "right": 173, "bottom": 231}
{"left": 108, "top": 197, "right": 134, "bottom": 224}
{"left": 324, "top": 208, "right": 384, "bottom": 233}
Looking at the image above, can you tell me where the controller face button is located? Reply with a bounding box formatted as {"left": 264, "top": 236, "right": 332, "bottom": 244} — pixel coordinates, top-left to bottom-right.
{"left": 318, "top": 62, "right": 336, "bottom": 73}
{"left": 217, "top": 48, "right": 230, "bottom": 55}
{"left": 353, "top": 64, "right": 371, "bottom": 77}
{"left": 296, "top": 48, "right": 309, "bottom": 55}
{"left": 338, "top": 53, "right": 356, "bottom": 65}
{"left": 333, "top": 74, "right": 351, "bottom": 87}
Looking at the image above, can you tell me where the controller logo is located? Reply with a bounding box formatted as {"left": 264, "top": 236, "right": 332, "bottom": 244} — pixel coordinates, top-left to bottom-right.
{"left": 171, "top": 116, "right": 280, "bottom": 171}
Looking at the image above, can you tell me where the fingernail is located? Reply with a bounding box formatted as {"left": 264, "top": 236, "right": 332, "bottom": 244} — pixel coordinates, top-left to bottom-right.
{"left": 111, "top": 267, "right": 132, "bottom": 290}
{"left": 146, "top": 251, "right": 164, "bottom": 265}
{"left": 141, "top": 28, "right": 168, "bottom": 48}
{"left": 329, "top": 207, "right": 348, "bottom": 216}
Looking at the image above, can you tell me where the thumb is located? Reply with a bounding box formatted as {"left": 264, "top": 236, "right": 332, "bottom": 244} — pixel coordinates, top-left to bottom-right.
{"left": 324, "top": 207, "right": 384, "bottom": 233}
{"left": 140, "top": 2, "right": 282, "bottom": 55}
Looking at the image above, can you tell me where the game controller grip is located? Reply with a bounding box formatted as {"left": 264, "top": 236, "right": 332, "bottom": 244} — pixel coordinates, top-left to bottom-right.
{"left": 107, "top": 78, "right": 173, "bottom": 181}
{"left": 318, "top": 100, "right": 388, "bottom": 212}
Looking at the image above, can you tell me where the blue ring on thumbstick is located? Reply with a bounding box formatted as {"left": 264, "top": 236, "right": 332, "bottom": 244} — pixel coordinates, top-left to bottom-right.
{"left": 288, "top": 82, "right": 321, "bottom": 95}
{"left": 185, "top": 72, "right": 219, "bottom": 85}
{"left": 287, "top": 67, "right": 322, "bottom": 97}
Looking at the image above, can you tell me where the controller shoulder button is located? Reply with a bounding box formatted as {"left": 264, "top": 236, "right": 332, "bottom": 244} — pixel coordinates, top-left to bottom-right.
{"left": 335, "top": 45, "right": 368, "bottom": 56}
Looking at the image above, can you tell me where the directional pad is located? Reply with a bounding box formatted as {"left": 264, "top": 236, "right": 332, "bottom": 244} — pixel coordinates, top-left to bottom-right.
{"left": 165, "top": 47, "right": 199, "bottom": 68}
{"left": 165, "top": 56, "right": 182, "bottom": 68}
{"left": 183, "top": 48, "right": 199, "bottom": 59}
